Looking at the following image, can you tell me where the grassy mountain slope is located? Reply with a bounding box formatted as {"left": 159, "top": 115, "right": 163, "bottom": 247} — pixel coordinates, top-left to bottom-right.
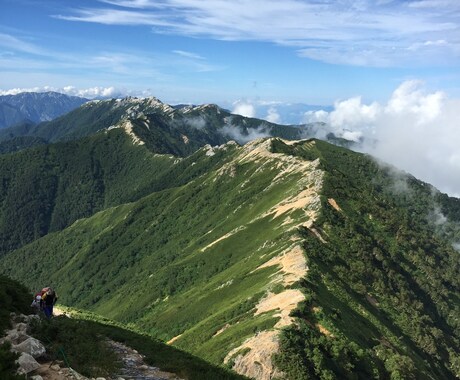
{"left": 0, "top": 125, "right": 235, "bottom": 254}
{"left": 271, "top": 140, "right": 460, "bottom": 379}
{"left": 1, "top": 136, "right": 459, "bottom": 379}
{"left": 1, "top": 138, "right": 323, "bottom": 378}
{"left": 0, "top": 128, "right": 182, "bottom": 254}
{"left": 0, "top": 275, "right": 246, "bottom": 380}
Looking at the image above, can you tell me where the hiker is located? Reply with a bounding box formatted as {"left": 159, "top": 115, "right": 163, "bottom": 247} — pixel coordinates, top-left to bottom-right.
{"left": 41, "top": 287, "right": 58, "bottom": 318}
{"left": 30, "top": 292, "right": 42, "bottom": 314}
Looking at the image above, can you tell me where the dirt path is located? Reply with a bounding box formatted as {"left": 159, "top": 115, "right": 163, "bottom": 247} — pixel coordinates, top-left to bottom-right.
{"left": 8, "top": 310, "right": 183, "bottom": 380}
{"left": 107, "top": 339, "right": 183, "bottom": 380}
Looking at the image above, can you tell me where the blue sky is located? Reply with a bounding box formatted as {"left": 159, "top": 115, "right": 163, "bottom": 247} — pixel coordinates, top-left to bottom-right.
{"left": 1, "top": 0, "right": 459, "bottom": 107}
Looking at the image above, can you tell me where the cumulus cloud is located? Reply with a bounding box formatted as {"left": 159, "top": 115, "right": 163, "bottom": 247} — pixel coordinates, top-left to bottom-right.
{"left": 221, "top": 124, "right": 271, "bottom": 144}
{"left": 232, "top": 101, "right": 256, "bottom": 118}
{"left": 304, "top": 80, "right": 460, "bottom": 196}
{"left": 266, "top": 107, "right": 281, "bottom": 124}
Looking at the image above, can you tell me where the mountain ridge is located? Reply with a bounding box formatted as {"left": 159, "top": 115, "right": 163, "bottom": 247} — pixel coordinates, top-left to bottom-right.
{"left": 1, "top": 133, "right": 459, "bottom": 379}
{"left": 0, "top": 95, "right": 350, "bottom": 152}
{"left": 0, "top": 92, "right": 88, "bottom": 129}
{"left": 0, "top": 94, "right": 458, "bottom": 379}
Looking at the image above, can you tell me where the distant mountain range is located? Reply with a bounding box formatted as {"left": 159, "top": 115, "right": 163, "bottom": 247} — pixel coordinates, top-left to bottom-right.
{"left": 0, "top": 94, "right": 351, "bottom": 152}
{"left": 0, "top": 93, "right": 459, "bottom": 380}
{"left": 0, "top": 91, "right": 88, "bottom": 129}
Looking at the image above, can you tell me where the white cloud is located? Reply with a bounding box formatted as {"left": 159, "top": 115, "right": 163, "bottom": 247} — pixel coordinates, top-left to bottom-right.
{"left": 221, "top": 124, "right": 271, "bottom": 144}
{"left": 55, "top": 0, "right": 460, "bottom": 67}
{"left": 0, "top": 33, "right": 45, "bottom": 55}
{"left": 266, "top": 107, "right": 281, "bottom": 124}
{"left": 304, "top": 80, "right": 460, "bottom": 196}
{"left": 172, "top": 50, "right": 205, "bottom": 60}
{"left": 0, "top": 85, "right": 126, "bottom": 99}
{"left": 232, "top": 100, "right": 256, "bottom": 118}
{"left": 185, "top": 116, "right": 206, "bottom": 129}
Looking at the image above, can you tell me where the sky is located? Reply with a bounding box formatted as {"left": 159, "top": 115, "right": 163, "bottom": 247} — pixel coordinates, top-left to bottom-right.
{"left": 0, "top": 0, "right": 459, "bottom": 195}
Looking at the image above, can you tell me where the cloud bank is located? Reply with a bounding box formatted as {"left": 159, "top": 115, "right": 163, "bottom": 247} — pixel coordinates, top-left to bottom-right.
{"left": 305, "top": 80, "right": 460, "bottom": 197}
{"left": 221, "top": 124, "right": 271, "bottom": 144}
{"left": 0, "top": 86, "right": 132, "bottom": 99}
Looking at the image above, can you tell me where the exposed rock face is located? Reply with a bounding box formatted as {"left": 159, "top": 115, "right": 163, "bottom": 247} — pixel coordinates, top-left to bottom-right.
{"left": 16, "top": 352, "right": 41, "bottom": 374}
{"left": 0, "top": 328, "right": 29, "bottom": 345}
{"left": 13, "top": 337, "right": 46, "bottom": 358}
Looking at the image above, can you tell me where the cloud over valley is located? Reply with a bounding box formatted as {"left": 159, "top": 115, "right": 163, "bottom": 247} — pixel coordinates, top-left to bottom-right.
{"left": 305, "top": 80, "right": 460, "bottom": 197}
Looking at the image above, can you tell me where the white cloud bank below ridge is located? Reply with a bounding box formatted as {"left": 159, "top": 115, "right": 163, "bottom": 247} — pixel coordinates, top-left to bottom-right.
{"left": 305, "top": 80, "right": 460, "bottom": 197}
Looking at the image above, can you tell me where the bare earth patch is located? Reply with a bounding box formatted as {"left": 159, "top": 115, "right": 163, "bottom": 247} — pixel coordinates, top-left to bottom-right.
{"left": 224, "top": 331, "right": 283, "bottom": 380}
{"left": 328, "top": 198, "right": 342, "bottom": 211}
{"left": 212, "top": 323, "right": 231, "bottom": 338}
{"left": 257, "top": 245, "right": 307, "bottom": 286}
{"left": 255, "top": 289, "right": 306, "bottom": 328}
{"left": 200, "top": 226, "right": 246, "bottom": 252}
{"left": 316, "top": 324, "right": 334, "bottom": 337}
{"left": 167, "top": 334, "right": 183, "bottom": 345}
{"left": 119, "top": 119, "right": 145, "bottom": 145}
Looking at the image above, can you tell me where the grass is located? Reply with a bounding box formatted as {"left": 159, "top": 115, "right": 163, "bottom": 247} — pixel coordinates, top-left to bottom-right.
{"left": 0, "top": 139, "right": 317, "bottom": 369}
{"left": 41, "top": 307, "right": 248, "bottom": 380}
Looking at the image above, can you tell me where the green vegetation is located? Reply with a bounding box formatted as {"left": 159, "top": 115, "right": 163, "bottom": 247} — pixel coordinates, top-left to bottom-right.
{"left": 0, "top": 275, "right": 30, "bottom": 380}
{"left": 0, "top": 137, "right": 317, "bottom": 368}
{"left": 0, "top": 273, "right": 246, "bottom": 380}
{"left": 31, "top": 309, "right": 248, "bottom": 380}
{"left": 271, "top": 139, "right": 460, "bottom": 379}
{"left": 0, "top": 104, "right": 459, "bottom": 380}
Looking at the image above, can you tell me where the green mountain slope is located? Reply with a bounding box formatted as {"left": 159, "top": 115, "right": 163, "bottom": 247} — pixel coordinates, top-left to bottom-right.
{"left": 1, "top": 138, "right": 323, "bottom": 378}
{"left": 0, "top": 275, "right": 246, "bottom": 380}
{"left": 271, "top": 140, "right": 460, "bottom": 379}
{"left": 1, "top": 136, "right": 459, "bottom": 379}
{"left": 0, "top": 126, "right": 233, "bottom": 254}
{"left": 0, "top": 129, "right": 178, "bottom": 253}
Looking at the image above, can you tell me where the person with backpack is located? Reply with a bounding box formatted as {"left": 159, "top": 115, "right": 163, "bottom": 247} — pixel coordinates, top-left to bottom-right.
{"left": 30, "top": 292, "right": 43, "bottom": 314}
{"left": 41, "top": 287, "right": 58, "bottom": 318}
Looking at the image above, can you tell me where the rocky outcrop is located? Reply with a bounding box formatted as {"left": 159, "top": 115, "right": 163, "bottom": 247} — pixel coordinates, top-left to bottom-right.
{"left": 1, "top": 314, "right": 44, "bottom": 374}
{"left": 13, "top": 337, "right": 46, "bottom": 358}
{"left": 16, "top": 352, "right": 41, "bottom": 374}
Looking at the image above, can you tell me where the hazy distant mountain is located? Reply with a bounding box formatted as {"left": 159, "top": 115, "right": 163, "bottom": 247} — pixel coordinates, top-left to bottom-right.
{"left": 0, "top": 91, "right": 88, "bottom": 128}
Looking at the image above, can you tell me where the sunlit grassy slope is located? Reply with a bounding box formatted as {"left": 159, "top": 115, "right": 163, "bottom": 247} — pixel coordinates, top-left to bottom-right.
{"left": 1, "top": 138, "right": 323, "bottom": 368}
{"left": 1, "top": 135, "right": 459, "bottom": 379}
